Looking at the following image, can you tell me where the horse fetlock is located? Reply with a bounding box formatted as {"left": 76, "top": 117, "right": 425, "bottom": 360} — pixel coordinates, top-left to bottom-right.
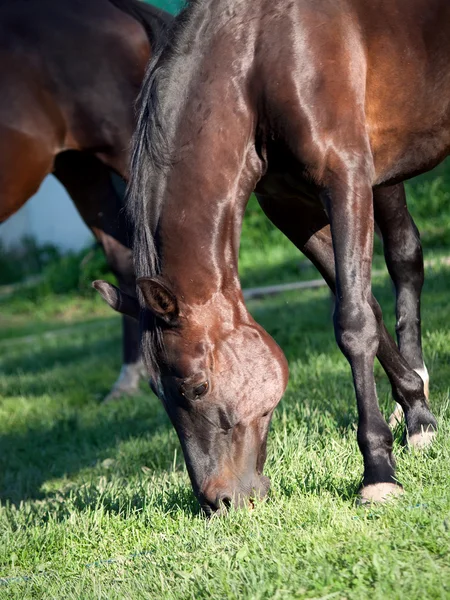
{"left": 383, "top": 363, "right": 430, "bottom": 428}
{"left": 358, "top": 419, "right": 394, "bottom": 453}
{"left": 358, "top": 416, "right": 397, "bottom": 488}
{"left": 393, "top": 367, "right": 428, "bottom": 408}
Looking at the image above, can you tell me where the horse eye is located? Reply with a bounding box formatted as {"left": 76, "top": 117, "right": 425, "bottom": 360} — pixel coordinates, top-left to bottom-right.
{"left": 193, "top": 381, "right": 209, "bottom": 399}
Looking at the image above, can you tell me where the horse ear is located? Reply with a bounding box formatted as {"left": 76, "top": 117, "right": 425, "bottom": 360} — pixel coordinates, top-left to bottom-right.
{"left": 92, "top": 280, "right": 139, "bottom": 320}
{"left": 137, "top": 277, "right": 179, "bottom": 324}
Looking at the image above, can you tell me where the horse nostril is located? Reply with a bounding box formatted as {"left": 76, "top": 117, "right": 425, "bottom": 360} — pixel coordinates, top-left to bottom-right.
{"left": 200, "top": 476, "right": 271, "bottom": 515}
{"left": 200, "top": 490, "right": 233, "bottom": 515}
{"left": 216, "top": 494, "right": 232, "bottom": 509}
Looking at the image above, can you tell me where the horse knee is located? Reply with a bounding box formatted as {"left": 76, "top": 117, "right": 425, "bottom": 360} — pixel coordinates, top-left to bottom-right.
{"left": 334, "top": 300, "right": 379, "bottom": 360}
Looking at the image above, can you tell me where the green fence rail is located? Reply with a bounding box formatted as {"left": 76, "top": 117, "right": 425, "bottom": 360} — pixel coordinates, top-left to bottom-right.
{"left": 143, "top": 0, "right": 184, "bottom": 15}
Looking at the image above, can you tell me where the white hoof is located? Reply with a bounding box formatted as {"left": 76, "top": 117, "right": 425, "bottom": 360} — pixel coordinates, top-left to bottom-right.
{"left": 102, "top": 361, "right": 146, "bottom": 404}
{"left": 359, "top": 482, "right": 404, "bottom": 504}
{"left": 408, "top": 428, "right": 436, "bottom": 449}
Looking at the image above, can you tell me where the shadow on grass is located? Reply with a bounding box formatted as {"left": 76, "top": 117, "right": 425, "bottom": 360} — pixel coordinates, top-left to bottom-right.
{"left": 0, "top": 316, "right": 180, "bottom": 504}
{"left": 0, "top": 285, "right": 349, "bottom": 508}
{"left": 0, "top": 397, "right": 178, "bottom": 505}
{"left": 0, "top": 264, "right": 448, "bottom": 509}
{"left": 1, "top": 331, "right": 120, "bottom": 382}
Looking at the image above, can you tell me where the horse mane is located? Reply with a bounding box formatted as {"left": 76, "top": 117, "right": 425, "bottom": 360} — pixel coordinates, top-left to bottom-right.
{"left": 108, "top": 0, "right": 186, "bottom": 381}
{"left": 126, "top": 0, "right": 204, "bottom": 379}
{"left": 108, "top": 0, "right": 173, "bottom": 47}
{"left": 127, "top": 0, "right": 203, "bottom": 278}
{"left": 127, "top": 0, "right": 247, "bottom": 258}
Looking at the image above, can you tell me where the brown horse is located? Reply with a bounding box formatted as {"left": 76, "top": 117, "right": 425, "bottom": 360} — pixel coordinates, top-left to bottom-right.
{"left": 96, "top": 0, "right": 441, "bottom": 512}
{"left": 0, "top": 0, "right": 171, "bottom": 401}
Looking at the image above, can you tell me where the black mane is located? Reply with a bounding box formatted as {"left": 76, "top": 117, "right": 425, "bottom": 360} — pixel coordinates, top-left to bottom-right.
{"left": 126, "top": 0, "right": 204, "bottom": 378}
{"left": 127, "top": 0, "right": 204, "bottom": 279}
{"left": 108, "top": 0, "right": 172, "bottom": 47}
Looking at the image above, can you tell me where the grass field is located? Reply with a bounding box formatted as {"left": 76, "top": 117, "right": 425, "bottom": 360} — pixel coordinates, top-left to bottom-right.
{"left": 1, "top": 166, "right": 450, "bottom": 598}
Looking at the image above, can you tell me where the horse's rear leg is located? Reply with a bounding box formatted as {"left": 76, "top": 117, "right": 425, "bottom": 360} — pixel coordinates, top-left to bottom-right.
{"left": 374, "top": 185, "right": 428, "bottom": 426}
{"left": 54, "top": 151, "right": 144, "bottom": 402}
{"left": 256, "top": 193, "right": 436, "bottom": 501}
{"left": 301, "top": 223, "right": 435, "bottom": 453}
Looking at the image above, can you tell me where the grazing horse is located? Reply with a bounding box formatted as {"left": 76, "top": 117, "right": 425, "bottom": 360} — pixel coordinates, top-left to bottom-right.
{"left": 0, "top": 0, "right": 171, "bottom": 401}
{"left": 95, "top": 0, "right": 441, "bottom": 511}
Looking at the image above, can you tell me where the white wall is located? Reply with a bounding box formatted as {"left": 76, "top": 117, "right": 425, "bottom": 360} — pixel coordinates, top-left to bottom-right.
{"left": 0, "top": 176, "right": 94, "bottom": 252}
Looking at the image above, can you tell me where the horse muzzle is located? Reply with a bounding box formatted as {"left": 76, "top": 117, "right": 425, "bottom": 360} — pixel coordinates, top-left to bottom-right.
{"left": 198, "top": 474, "right": 271, "bottom": 516}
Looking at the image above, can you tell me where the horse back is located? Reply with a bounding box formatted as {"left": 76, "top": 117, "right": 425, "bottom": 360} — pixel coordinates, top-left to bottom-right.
{"left": 0, "top": 0, "right": 151, "bottom": 159}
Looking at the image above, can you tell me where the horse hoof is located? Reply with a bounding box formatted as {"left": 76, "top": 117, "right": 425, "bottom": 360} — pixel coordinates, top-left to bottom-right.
{"left": 102, "top": 361, "right": 146, "bottom": 404}
{"left": 358, "top": 483, "right": 404, "bottom": 505}
{"left": 102, "top": 385, "right": 140, "bottom": 404}
{"left": 388, "top": 403, "right": 404, "bottom": 428}
{"left": 408, "top": 428, "right": 436, "bottom": 449}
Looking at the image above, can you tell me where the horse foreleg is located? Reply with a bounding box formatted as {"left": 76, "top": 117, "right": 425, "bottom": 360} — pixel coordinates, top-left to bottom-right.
{"left": 256, "top": 190, "right": 436, "bottom": 502}
{"left": 92, "top": 232, "right": 145, "bottom": 403}
{"left": 302, "top": 227, "right": 436, "bottom": 450}
{"left": 54, "top": 151, "right": 144, "bottom": 402}
{"left": 374, "top": 184, "right": 428, "bottom": 427}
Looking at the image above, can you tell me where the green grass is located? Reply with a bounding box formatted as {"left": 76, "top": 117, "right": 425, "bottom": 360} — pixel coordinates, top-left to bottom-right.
{"left": 1, "top": 164, "right": 450, "bottom": 598}
{"left": 1, "top": 267, "right": 450, "bottom": 598}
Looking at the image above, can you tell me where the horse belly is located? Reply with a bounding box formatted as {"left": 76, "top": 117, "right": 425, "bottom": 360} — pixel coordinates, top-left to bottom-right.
{"left": 364, "top": 13, "right": 450, "bottom": 184}
{"left": 369, "top": 107, "right": 450, "bottom": 185}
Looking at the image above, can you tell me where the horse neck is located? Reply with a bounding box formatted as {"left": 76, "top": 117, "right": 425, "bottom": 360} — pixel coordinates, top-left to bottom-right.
{"left": 157, "top": 133, "right": 261, "bottom": 305}
{"left": 150, "top": 4, "right": 264, "bottom": 305}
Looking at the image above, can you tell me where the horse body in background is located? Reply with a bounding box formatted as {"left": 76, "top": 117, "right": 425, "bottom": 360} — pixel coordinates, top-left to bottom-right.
{"left": 0, "top": 0, "right": 171, "bottom": 400}
{"left": 96, "top": 0, "right": 443, "bottom": 511}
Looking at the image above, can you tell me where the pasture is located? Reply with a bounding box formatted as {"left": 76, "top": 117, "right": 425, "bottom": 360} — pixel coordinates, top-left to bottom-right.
{"left": 1, "top": 166, "right": 450, "bottom": 598}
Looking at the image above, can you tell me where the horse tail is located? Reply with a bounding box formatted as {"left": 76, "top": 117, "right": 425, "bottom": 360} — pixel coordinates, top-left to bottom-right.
{"left": 108, "top": 0, "right": 173, "bottom": 47}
